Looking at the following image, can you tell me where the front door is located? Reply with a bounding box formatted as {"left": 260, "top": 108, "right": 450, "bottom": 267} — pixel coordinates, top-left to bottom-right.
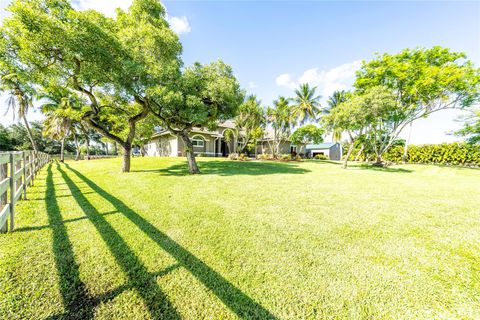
{"left": 221, "top": 140, "right": 228, "bottom": 157}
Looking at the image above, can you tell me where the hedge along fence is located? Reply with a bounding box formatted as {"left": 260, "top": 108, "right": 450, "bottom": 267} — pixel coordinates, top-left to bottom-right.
{"left": 0, "top": 151, "right": 50, "bottom": 232}
{"left": 346, "top": 143, "right": 480, "bottom": 166}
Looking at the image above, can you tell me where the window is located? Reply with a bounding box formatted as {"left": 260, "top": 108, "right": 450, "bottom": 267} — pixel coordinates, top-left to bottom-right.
{"left": 192, "top": 136, "right": 205, "bottom": 147}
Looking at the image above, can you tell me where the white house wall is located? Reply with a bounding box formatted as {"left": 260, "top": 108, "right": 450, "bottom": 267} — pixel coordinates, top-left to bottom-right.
{"left": 146, "top": 135, "right": 178, "bottom": 157}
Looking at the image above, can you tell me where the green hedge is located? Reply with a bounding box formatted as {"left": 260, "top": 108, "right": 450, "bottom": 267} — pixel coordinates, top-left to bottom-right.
{"left": 345, "top": 143, "right": 480, "bottom": 166}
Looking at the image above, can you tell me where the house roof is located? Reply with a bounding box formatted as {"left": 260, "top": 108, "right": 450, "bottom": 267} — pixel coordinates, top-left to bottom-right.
{"left": 306, "top": 143, "right": 337, "bottom": 150}
{"left": 150, "top": 120, "right": 238, "bottom": 139}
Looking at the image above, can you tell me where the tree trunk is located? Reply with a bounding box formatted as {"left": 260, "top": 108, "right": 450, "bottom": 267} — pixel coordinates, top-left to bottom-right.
{"left": 375, "top": 154, "right": 383, "bottom": 165}
{"left": 105, "top": 143, "right": 109, "bottom": 156}
{"left": 60, "top": 138, "right": 65, "bottom": 162}
{"left": 74, "top": 135, "right": 80, "bottom": 161}
{"left": 342, "top": 143, "right": 355, "bottom": 169}
{"left": 140, "top": 145, "right": 146, "bottom": 157}
{"left": 22, "top": 116, "right": 38, "bottom": 153}
{"left": 354, "top": 144, "right": 364, "bottom": 162}
{"left": 113, "top": 142, "right": 118, "bottom": 155}
{"left": 179, "top": 132, "right": 200, "bottom": 174}
{"left": 85, "top": 138, "right": 90, "bottom": 160}
{"left": 403, "top": 121, "right": 413, "bottom": 163}
{"left": 122, "top": 145, "right": 131, "bottom": 173}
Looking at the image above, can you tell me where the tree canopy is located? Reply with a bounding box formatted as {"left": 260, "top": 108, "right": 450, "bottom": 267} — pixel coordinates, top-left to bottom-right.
{"left": 290, "top": 124, "right": 324, "bottom": 154}
{"left": 149, "top": 61, "right": 244, "bottom": 173}
{"left": 354, "top": 46, "right": 480, "bottom": 161}
{"left": 455, "top": 109, "right": 480, "bottom": 145}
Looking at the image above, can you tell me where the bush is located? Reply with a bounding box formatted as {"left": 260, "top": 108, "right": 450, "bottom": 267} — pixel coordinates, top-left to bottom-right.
{"left": 314, "top": 154, "right": 328, "bottom": 160}
{"left": 257, "top": 153, "right": 274, "bottom": 160}
{"left": 280, "top": 154, "right": 291, "bottom": 161}
{"left": 345, "top": 142, "right": 480, "bottom": 166}
{"left": 294, "top": 155, "right": 303, "bottom": 161}
{"left": 228, "top": 153, "right": 239, "bottom": 160}
{"left": 238, "top": 153, "right": 248, "bottom": 161}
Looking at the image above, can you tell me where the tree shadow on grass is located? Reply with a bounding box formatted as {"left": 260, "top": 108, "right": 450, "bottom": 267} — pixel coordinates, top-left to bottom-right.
{"left": 354, "top": 163, "right": 413, "bottom": 173}
{"left": 44, "top": 164, "right": 96, "bottom": 319}
{"left": 64, "top": 163, "right": 278, "bottom": 320}
{"left": 56, "top": 163, "right": 182, "bottom": 320}
{"left": 306, "top": 159, "right": 343, "bottom": 166}
{"left": 304, "top": 159, "right": 413, "bottom": 173}
{"left": 134, "top": 160, "right": 310, "bottom": 176}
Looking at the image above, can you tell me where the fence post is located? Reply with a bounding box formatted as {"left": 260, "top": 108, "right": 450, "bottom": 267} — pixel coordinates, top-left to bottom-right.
{"left": 9, "top": 153, "right": 14, "bottom": 231}
{"left": 0, "top": 159, "right": 7, "bottom": 233}
{"left": 22, "top": 151, "right": 27, "bottom": 200}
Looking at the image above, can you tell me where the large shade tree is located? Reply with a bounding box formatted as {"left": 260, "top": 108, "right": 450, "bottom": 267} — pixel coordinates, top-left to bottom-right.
{"left": 148, "top": 61, "right": 244, "bottom": 174}
{"left": 350, "top": 86, "right": 398, "bottom": 164}
{"left": 322, "top": 94, "right": 369, "bottom": 169}
{"left": 355, "top": 46, "right": 480, "bottom": 164}
{"left": 1, "top": 0, "right": 182, "bottom": 172}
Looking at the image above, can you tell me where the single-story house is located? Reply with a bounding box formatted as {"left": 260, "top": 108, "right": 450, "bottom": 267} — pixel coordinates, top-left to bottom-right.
{"left": 145, "top": 121, "right": 240, "bottom": 157}
{"left": 305, "top": 143, "right": 342, "bottom": 160}
{"left": 145, "top": 121, "right": 342, "bottom": 160}
{"left": 254, "top": 130, "right": 292, "bottom": 155}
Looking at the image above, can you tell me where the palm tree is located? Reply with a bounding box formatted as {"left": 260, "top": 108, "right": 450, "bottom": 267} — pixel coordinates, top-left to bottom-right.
{"left": 4, "top": 85, "right": 38, "bottom": 153}
{"left": 235, "top": 95, "right": 266, "bottom": 153}
{"left": 291, "top": 83, "right": 321, "bottom": 125}
{"left": 41, "top": 95, "right": 76, "bottom": 162}
{"left": 325, "top": 90, "right": 349, "bottom": 142}
{"left": 267, "top": 96, "right": 294, "bottom": 157}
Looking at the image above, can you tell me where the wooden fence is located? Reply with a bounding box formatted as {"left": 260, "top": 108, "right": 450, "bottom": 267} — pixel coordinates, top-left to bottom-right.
{"left": 0, "top": 151, "right": 50, "bottom": 233}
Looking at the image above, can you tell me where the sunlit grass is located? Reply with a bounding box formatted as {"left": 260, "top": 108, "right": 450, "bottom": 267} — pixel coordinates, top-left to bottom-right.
{"left": 0, "top": 157, "right": 479, "bottom": 319}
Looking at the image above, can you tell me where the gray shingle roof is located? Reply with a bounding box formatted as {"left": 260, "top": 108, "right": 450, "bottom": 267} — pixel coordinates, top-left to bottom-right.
{"left": 306, "top": 143, "right": 337, "bottom": 149}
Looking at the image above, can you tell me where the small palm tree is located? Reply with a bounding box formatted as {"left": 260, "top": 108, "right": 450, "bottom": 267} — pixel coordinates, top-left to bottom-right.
{"left": 267, "top": 96, "right": 294, "bottom": 157}
{"left": 3, "top": 73, "right": 38, "bottom": 152}
{"left": 325, "top": 90, "right": 349, "bottom": 142}
{"left": 235, "top": 95, "right": 265, "bottom": 152}
{"left": 292, "top": 83, "right": 321, "bottom": 125}
{"left": 326, "top": 90, "right": 348, "bottom": 110}
{"left": 41, "top": 95, "right": 76, "bottom": 162}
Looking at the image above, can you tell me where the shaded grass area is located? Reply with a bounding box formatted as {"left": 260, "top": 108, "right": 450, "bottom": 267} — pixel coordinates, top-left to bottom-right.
{"left": 1, "top": 157, "right": 480, "bottom": 319}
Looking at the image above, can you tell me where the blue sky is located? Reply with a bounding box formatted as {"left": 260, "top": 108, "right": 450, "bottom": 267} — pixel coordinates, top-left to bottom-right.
{"left": 1, "top": 0, "right": 480, "bottom": 143}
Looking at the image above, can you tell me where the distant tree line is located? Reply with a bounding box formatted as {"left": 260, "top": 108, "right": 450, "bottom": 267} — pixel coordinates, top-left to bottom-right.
{"left": 0, "top": 121, "right": 111, "bottom": 157}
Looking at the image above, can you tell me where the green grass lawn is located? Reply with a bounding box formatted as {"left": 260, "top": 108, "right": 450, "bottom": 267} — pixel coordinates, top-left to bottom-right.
{"left": 1, "top": 157, "right": 479, "bottom": 319}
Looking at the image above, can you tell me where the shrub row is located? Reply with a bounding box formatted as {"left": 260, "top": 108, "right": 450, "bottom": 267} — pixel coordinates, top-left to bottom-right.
{"left": 346, "top": 143, "right": 480, "bottom": 166}
{"left": 228, "top": 153, "right": 249, "bottom": 161}
{"left": 255, "top": 154, "right": 303, "bottom": 161}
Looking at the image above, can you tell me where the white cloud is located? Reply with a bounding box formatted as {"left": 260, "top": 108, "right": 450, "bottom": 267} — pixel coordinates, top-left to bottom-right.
{"left": 72, "top": 0, "right": 191, "bottom": 35}
{"left": 167, "top": 15, "right": 191, "bottom": 35}
{"left": 275, "top": 73, "right": 296, "bottom": 89}
{"left": 248, "top": 81, "right": 257, "bottom": 89}
{"left": 276, "top": 60, "right": 362, "bottom": 97}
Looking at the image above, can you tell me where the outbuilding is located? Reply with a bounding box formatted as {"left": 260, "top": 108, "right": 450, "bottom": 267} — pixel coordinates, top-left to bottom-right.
{"left": 305, "top": 143, "right": 343, "bottom": 160}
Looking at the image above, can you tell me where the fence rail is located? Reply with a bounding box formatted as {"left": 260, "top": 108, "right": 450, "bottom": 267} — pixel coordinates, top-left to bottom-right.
{"left": 0, "top": 151, "right": 50, "bottom": 232}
